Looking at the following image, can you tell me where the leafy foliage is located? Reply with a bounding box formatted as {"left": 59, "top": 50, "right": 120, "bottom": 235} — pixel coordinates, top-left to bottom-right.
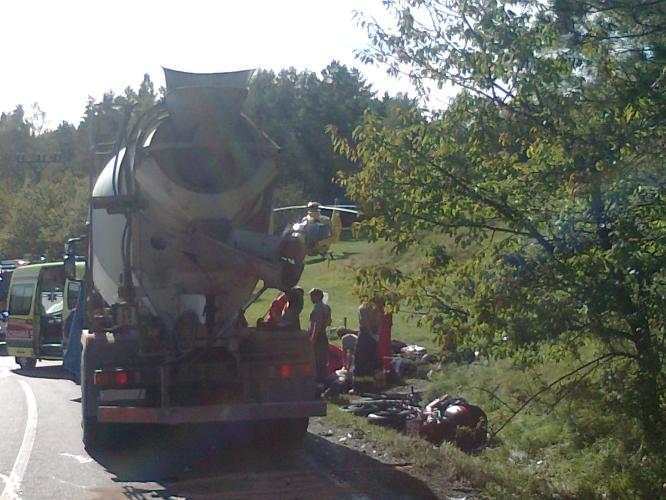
{"left": 338, "top": 0, "right": 666, "bottom": 444}
{"left": 0, "top": 174, "right": 88, "bottom": 258}
{"left": 245, "top": 62, "right": 382, "bottom": 205}
{"left": 427, "top": 347, "right": 665, "bottom": 498}
{"left": 0, "top": 66, "right": 409, "bottom": 258}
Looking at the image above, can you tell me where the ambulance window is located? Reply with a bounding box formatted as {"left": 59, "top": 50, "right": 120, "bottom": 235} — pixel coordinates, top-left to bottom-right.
{"left": 9, "top": 284, "right": 34, "bottom": 316}
{"left": 67, "top": 281, "right": 81, "bottom": 310}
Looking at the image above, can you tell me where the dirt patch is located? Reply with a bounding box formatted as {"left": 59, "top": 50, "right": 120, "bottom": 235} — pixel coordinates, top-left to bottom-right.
{"left": 309, "top": 378, "right": 483, "bottom": 499}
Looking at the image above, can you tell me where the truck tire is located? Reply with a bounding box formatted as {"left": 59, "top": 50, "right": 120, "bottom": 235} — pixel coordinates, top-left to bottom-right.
{"left": 82, "top": 416, "right": 110, "bottom": 450}
{"left": 80, "top": 336, "right": 111, "bottom": 450}
{"left": 16, "top": 356, "right": 36, "bottom": 369}
{"left": 81, "top": 363, "right": 110, "bottom": 450}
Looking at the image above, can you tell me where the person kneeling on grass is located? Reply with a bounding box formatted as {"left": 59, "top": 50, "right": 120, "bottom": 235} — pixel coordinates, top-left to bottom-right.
{"left": 336, "top": 327, "right": 358, "bottom": 371}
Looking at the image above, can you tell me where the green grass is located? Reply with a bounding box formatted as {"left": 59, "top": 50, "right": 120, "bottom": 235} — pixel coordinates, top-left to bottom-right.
{"left": 419, "top": 348, "right": 665, "bottom": 498}
{"left": 322, "top": 350, "right": 665, "bottom": 498}
{"left": 245, "top": 239, "right": 437, "bottom": 351}
{"left": 323, "top": 402, "right": 553, "bottom": 497}
{"left": 282, "top": 238, "right": 666, "bottom": 498}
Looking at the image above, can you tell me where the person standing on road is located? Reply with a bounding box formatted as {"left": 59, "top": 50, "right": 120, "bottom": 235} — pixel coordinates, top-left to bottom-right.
{"left": 308, "top": 288, "right": 331, "bottom": 384}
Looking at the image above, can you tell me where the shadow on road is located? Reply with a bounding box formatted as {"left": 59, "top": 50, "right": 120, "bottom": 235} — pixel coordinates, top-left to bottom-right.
{"left": 87, "top": 424, "right": 439, "bottom": 499}
{"left": 12, "top": 364, "right": 73, "bottom": 381}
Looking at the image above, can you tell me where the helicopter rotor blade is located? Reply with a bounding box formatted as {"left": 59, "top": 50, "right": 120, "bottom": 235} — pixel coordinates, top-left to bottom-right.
{"left": 273, "top": 205, "right": 308, "bottom": 212}
{"left": 319, "top": 205, "right": 361, "bottom": 215}
{"left": 272, "top": 203, "right": 362, "bottom": 215}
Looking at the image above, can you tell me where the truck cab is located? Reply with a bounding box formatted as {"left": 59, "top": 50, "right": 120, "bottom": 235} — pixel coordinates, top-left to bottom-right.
{"left": 6, "top": 261, "right": 84, "bottom": 369}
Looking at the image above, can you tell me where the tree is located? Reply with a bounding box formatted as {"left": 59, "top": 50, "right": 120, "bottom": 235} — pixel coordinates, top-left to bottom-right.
{"left": 0, "top": 105, "right": 34, "bottom": 187}
{"left": 339, "top": 0, "right": 665, "bottom": 445}
{"left": 0, "top": 174, "right": 88, "bottom": 258}
{"left": 245, "top": 63, "right": 378, "bottom": 204}
{"left": 0, "top": 75, "right": 161, "bottom": 260}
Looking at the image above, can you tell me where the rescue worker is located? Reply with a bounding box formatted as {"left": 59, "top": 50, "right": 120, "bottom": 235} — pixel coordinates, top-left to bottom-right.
{"left": 336, "top": 327, "right": 358, "bottom": 371}
{"left": 276, "top": 287, "right": 304, "bottom": 329}
{"left": 308, "top": 288, "right": 331, "bottom": 384}
{"left": 257, "top": 287, "right": 304, "bottom": 329}
{"left": 258, "top": 291, "right": 288, "bottom": 327}
{"left": 353, "top": 298, "right": 382, "bottom": 393}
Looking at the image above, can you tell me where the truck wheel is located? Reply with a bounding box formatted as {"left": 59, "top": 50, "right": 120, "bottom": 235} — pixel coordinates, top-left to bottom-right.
{"left": 81, "top": 373, "right": 111, "bottom": 450}
{"left": 16, "top": 357, "right": 36, "bottom": 369}
{"left": 82, "top": 416, "right": 108, "bottom": 450}
{"left": 80, "top": 341, "right": 110, "bottom": 450}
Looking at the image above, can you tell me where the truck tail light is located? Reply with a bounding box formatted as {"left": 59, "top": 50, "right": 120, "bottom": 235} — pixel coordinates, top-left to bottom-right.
{"left": 94, "top": 369, "right": 141, "bottom": 387}
{"left": 278, "top": 363, "right": 314, "bottom": 379}
{"left": 280, "top": 364, "right": 293, "bottom": 378}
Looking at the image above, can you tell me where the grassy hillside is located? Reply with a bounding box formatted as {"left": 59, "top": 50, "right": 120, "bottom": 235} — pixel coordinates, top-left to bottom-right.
{"left": 245, "top": 238, "right": 437, "bottom": 351}
{"left": 272, "top": 237, "right": 666, "bottom": 497}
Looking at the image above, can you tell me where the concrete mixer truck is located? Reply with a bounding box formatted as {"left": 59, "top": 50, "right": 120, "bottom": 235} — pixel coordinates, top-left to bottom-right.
{"left": 65, "top": 69, "right": 325, "bottom": 449}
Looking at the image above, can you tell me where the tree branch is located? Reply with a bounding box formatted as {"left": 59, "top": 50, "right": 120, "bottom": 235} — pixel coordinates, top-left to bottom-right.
{"left": 491, "top": 352, "right": 619, "bottom": 437}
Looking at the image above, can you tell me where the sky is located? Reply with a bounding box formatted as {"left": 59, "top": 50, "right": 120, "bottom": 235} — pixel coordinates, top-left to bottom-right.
{"left": 1, "top": 0, "right": 427, "bottom": 129}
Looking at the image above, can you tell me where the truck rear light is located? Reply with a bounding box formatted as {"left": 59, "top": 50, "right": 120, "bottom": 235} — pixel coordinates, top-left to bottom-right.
{"left": 280, "top": 364, "right": 293, "bottom": 378}
{"left": 278, "top": 363, "right": 314, "bottom": 379}
{"left": 94, "top": 369, "right": 141, "bottom": 387}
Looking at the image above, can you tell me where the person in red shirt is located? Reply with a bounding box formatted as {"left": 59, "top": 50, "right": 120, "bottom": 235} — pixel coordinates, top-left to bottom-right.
{"left": 258, "top": 292, "right": 288, "bottom": 326}
{"left": 257, "top": 287, "right": 304, "bottom": 329}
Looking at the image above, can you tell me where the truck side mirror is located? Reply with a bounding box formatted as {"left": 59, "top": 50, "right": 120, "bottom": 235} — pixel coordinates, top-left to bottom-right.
{"left": 64, "top": 235, "right": 86, "bottom": 281}
{"left": 64, "top": 254, "right": 77, "bottom": 281}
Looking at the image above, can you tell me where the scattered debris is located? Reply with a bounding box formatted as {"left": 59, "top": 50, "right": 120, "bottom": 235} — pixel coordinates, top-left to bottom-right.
{"left": 341, "top": 390, "right": 488, "bottom": 452}
{"left": 418, "top": 395, "right": 488, "bottom": 451}
{"left": 400, "top": 344, "right": 428, "bottom": 360}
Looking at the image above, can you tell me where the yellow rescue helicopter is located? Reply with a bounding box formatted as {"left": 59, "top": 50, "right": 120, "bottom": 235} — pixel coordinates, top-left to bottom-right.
{"left": 273, "top": 201, "right": 360, "bottom": 258}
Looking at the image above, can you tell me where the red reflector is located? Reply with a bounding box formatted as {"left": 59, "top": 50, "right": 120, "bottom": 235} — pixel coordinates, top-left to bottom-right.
{"left": 94, "top": 370, "right": 136, "bottom": 387}
{"left": 280, "top": 364, "right": 293, "bottom": 378}
{"left": 116, "top": 372, "right": 128, "bottom": 386}
{"left": 93, "top": 372, "right": 106, "bottom": 386}
{"left": 302, "top": 364, "right": 313, "bottom": 376}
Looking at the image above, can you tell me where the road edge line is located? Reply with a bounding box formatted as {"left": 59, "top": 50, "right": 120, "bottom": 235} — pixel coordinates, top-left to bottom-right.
{"left": 0, "top": 379, "right": 38, "bottom": 500}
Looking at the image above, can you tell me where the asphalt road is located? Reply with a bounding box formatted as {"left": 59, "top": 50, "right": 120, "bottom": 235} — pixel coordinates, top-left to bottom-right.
{"left": 0, "top": 352, "right": 439, "bottom": 500}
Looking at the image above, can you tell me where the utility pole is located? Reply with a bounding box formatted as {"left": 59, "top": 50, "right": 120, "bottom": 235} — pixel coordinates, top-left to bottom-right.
{"left": 16, "top": 152, "right": 64, "bottom": 184}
